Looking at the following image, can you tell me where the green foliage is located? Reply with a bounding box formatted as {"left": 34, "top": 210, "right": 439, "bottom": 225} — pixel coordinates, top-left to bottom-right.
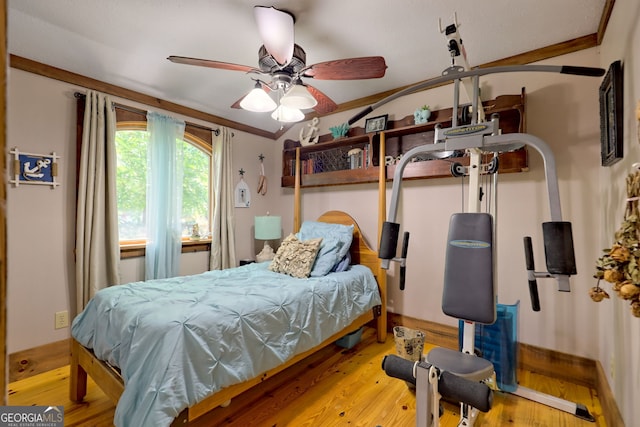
{"left": 182, "top": 143, "right": 210, "bottom": 232}
{"left": 115, "top": 130, "right": 210, "bottom": 240}
{"left": 115, "top": 130, "right": 148, "bottom": 239}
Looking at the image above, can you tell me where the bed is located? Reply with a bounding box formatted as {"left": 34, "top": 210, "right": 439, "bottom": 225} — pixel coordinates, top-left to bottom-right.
{"left": 70, "top": 141, "right": 387, "bottom": 427}
{"left": 70, "top": 212, "right": 387, "bottom": 426}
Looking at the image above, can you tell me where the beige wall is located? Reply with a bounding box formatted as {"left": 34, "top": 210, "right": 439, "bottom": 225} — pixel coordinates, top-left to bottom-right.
{"left": 6, "top": 68, "right": 274, "bottom": 353}
{"left": 596, "top": 0, "right": 640, "bottom": 424}
{"left": 5, "top": 47, "right": 605, "bottom": 356}
{"left": 7, "top": 4, "right": 640, "bottom": 422}
{"left": 7, "top": 70, "right": 77, "bottom": 353}
{"left": 277, "top": 48, "right": 603, "bottom": 358}
{"left": 273, "top": 3, "right": 639, "bottom": 422}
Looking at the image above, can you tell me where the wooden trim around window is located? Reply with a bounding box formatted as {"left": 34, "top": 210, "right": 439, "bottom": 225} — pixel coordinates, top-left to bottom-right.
{"left": 115, "top": 107, "right": 213, "bottom": 147}
{"left": 120, "top": 240, "right": 212, "bottom": 259}
{"left": 110, "top": 118, "right": 213, "bottom": 258}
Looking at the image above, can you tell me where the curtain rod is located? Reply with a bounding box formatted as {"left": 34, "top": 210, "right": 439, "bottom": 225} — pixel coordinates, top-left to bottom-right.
{"left": 74, "top": 91, "right": 231, "bottom": 136}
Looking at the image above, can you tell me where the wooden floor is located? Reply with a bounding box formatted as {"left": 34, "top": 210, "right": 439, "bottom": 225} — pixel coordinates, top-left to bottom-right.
{"left": 8, "top": 327, "right": 605, "bottom": 426}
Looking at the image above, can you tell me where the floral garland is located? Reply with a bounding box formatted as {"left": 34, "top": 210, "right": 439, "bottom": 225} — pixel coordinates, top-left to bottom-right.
{"left": 591, "top": 171, "right": 640, "bottom": 317}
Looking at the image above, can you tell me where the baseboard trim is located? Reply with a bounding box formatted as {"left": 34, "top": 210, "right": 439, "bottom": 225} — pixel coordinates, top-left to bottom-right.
{"left": 9, "top": 339, "right": 70, "bottom": 383}
{"left": 595, "top": 358, "right": 625, "bottom": 427}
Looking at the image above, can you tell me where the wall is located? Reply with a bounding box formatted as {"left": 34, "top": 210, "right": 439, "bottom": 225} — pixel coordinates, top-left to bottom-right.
{"left": 8, "top": 13, "right": 639, "bottom": 422}
{"left": 6, "top": 68, "right": 273, "bottom": 353}
{"left": 596, "top": 0, "right": 640, "bottom": 424}
{"left": 276, "top": 47, "right": 603, "bottom": 361}
{"left": 7, "top": 70, "right": 77, "bottom": 353}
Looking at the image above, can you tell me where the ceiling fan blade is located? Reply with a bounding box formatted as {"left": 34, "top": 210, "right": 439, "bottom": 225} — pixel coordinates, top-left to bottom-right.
{"left": 302, "top": 56, "right": 387, "bottom": 80}
{"left": 254, "top": 6, "right": 294, "bottom": 66}
{"left": 168, "top": 55, "right": 257, "bottom": 73}
{"left": 230, "top": 97, "right": 243, "bottom": 109}
{"left": 305, "top": 84, "right": 338, "bottom": 114}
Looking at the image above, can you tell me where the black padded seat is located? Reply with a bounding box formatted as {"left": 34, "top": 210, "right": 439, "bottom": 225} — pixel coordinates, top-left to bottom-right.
{"left": 426, "top": 347, "right": 494, "bottom": 382}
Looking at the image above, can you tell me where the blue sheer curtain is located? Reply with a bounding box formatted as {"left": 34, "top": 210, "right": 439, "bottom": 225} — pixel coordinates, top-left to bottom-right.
{"left": 145, "top": 112, "right": 185, "bottom": 279}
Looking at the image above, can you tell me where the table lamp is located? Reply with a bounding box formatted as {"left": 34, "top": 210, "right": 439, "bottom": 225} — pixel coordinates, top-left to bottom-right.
{"left": 255, "top": 214, "right": 282, "bottom": 262}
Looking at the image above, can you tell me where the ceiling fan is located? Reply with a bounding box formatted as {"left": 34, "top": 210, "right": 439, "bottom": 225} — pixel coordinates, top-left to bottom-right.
{"left": 168, "top": 5, "right": 387, "bottom": 122}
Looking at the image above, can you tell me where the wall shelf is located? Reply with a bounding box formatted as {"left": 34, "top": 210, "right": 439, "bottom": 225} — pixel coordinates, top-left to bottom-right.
{"left": 282, "top": 91, "right": 528, "bottom": 188}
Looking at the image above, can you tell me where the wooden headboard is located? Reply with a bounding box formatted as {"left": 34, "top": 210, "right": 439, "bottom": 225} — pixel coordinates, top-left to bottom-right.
{"left": 317, "top": 210, "right": 386, "bottom": 342}
{"left": 316, "top": 210, "right": 379, "bottom": 270}
{"left": 292, "top": 137, "right": 389, "bottom": 343}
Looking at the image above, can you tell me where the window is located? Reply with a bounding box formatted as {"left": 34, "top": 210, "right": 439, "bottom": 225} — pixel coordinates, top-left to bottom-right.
{"left": 115, "top": 123, "right": 211, "bottom": 244}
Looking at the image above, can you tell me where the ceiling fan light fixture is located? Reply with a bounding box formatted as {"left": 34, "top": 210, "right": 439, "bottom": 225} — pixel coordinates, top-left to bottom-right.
{"left": 271, "top": 104, "right": 305, "bottom": 123}
{"left": 240, "top": 83, "right": 277, "bottom": 112}
{"left": 280, "top": 83, "right": 318, "bottom": 110}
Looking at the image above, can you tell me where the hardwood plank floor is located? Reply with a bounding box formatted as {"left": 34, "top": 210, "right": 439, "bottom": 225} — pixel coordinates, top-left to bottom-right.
{"left": 8, "top": 328, "right": 605, "bottom": 426}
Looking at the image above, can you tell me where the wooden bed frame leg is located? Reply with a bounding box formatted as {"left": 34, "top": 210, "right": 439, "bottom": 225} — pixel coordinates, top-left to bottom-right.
{"left": 170, "top": 409, "right": 189, "bottom": 426}
{"left": 376, "top": 306, "right": 387, "bottom": 343}
{"left": 377, "top": 313, "right": 387, "bottom": 343}
{"left": 69, "top": 339, "right": 87, "bottom": 402}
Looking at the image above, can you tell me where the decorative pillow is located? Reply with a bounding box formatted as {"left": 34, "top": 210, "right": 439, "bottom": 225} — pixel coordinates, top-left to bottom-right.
{"left": 331, "top": 252, "right": 352, "bottom": 273}
{"left": 268, "top": 233, "right": 323, "bottom": 278}
{"left": 297, "top": 221, "right": 354, "bottom": 276}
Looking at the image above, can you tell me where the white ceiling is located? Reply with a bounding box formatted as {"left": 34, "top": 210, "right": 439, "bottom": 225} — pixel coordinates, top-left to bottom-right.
{"left": 8, "top": 0, "right": 607, "bottom": 135}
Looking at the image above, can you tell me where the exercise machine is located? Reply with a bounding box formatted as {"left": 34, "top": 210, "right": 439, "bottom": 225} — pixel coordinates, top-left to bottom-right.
{"left": 373, "top": 16, "right": 603, "bottom": 427}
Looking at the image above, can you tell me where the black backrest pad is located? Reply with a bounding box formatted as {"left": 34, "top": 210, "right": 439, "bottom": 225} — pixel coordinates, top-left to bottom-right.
{"left": 542, "top": 221, "right": 577, "bottom": 275}
{"left": 442, "top": 213, "right": 496, "bottom": 324}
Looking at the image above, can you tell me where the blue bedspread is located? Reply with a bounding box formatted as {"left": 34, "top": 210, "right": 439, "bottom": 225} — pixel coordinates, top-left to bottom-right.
{"left": 71, "top": 262, "right": 381, "bottom": 427}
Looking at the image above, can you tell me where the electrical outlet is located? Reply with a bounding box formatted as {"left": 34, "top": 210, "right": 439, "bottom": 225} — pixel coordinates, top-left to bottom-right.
{"left": 55, "top": 310, "right": 69, "bottom": 329}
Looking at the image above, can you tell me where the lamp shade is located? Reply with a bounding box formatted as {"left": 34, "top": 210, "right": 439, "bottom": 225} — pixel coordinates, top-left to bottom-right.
{"left": 254, "top": 215, "right": 282, "bottom": 240}
{"left": 280, "top": 83, "right": 318, "bottom": 110}
{"left": 240, "top": 83, "right": 277, "bottom": 112}
{"left": 270, "top": 104, "right": 304, "bottom": 123}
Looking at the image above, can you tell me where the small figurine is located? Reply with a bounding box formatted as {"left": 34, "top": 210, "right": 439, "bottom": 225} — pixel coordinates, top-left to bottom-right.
{"left": 190, "top": 223, "right": 201, "bottom": 241}
{"left": 414, "top": 105, "right": 431, "bottom": 124}
{"left": 329, "top": 122, "right": 350, "bottom": 139}
{"left": 300, "top": 117, "right": 320, "bottom": 145}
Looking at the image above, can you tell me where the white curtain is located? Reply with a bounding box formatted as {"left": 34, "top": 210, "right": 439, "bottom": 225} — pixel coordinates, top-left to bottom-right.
{"left": 210, "top": 127, "right": 236, "bottom": 269}
{"left": 75, "top": 90, "right": 120, "bottom": 312}
{"left": 145, "top": 112, "right": 186, "bottom": 280}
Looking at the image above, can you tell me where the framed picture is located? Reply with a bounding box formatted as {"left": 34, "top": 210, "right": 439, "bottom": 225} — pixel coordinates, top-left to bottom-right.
{"left": 365, "top": 114, "right": 388, "bottom": 133}
{"left": 599, "top": 60, "right": 623, "bottom": 167}
{"left": 234, "top": 177, "right": 251, "bottom": 208}
{"left": 9, "top": 148, "right": 61, "bottom": 188}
